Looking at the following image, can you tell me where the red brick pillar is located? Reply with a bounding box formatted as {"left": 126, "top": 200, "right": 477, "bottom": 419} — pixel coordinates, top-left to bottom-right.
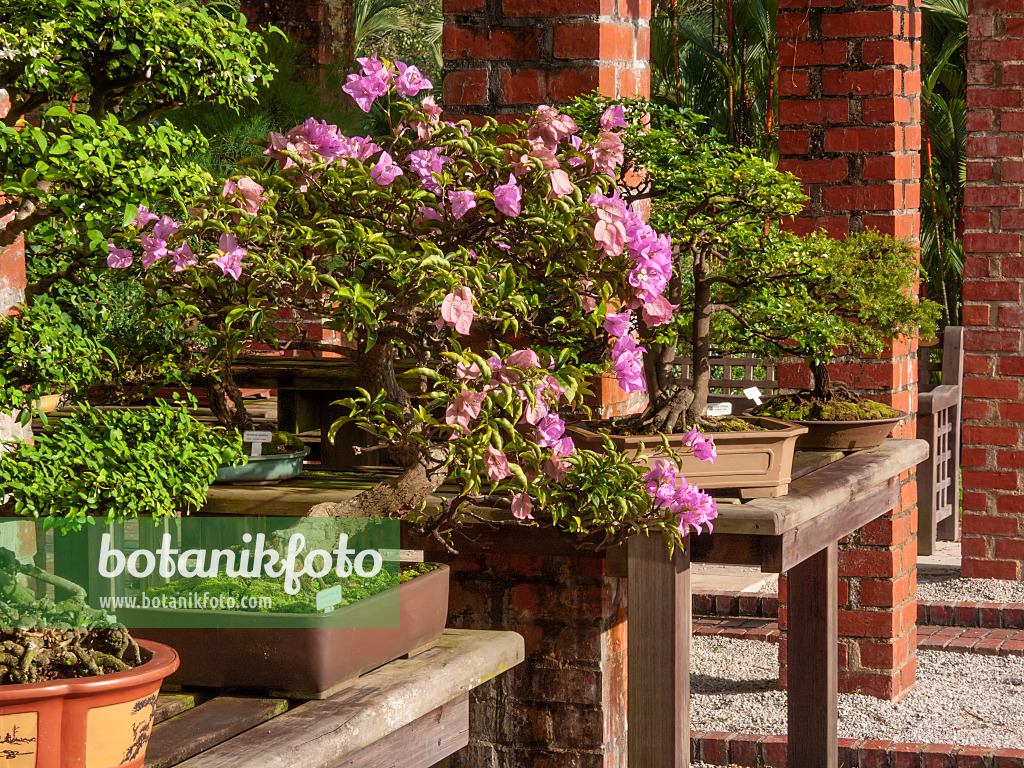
{"left": 775, "top": 0, "right": 922, "bottom": 702}
{"left": 439, "top": 3, "right": 647, "bottom": 765}
{"left": 960, "top": 1, "right": 1024, "bottom": 581}
{"left": 0, "top": 89, "right": 30, "bottom": 446}
{"left": 240, "top": 0, "right": 355, "bottom": 72}
{"left": 442, "top": 0, "right": 650, "bottom": 117}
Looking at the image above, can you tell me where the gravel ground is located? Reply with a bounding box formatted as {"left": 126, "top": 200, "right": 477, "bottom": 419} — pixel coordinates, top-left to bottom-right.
{"left": 916, "top": 573, "right": 1024, "bottom": 604}
{"left": 691, "top": 636, "right": 1024, "bottom": 749}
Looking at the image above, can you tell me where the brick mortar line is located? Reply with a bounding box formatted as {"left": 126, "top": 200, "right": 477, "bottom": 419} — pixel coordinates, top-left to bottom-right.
{"left": 690, "top": 731, "right": 1024, "bottom": 768}
{"left": 694, "top": 592, "right": 1024, "bottom": 629}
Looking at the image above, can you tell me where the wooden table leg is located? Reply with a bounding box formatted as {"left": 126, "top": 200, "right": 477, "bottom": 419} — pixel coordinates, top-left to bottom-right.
{"left": 628, "top": 535, "right": 690, "bottom": 768}
{"left": 786, "top": 541, "right": 838, "bottom": 768}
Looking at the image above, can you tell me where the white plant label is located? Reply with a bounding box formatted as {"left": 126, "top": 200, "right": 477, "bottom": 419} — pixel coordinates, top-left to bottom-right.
{"left": 316, "top": 584, "right": 343, "bottom": 613}
{"left": 743, "top": 387, "right": 764, "bottom": 405}
{"left": 706, "top": 402, "right": 733, "bottom": 417}
{"left": 242, "top": 430, "right": 273, "bottom": 457}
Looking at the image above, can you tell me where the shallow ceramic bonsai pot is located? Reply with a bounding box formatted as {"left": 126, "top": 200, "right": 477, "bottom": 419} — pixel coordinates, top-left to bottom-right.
{"left": 0, "top": 639, "right": 178, "bottom": 768}
{"left": 213, "top": 446, "right": 310, "bottom": 485}
{"left": 784, "top": 410, "right": 908, "bottom": 451}
{"left": 568, "top": 415, "right": 808, "bottom": 498}
{"left": 124, "top": 564, "right": 449, "bottom": 699}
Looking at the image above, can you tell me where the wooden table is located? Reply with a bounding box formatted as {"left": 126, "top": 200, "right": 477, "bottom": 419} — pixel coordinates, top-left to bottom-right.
{"left": 202, "top": 439, "right": 928, "bottom": 768}
{"left": 143, "top": 629, "right": 524, "bottom": 768}
{"left": 629, "top": 439, "right": 929, "bottom": 768}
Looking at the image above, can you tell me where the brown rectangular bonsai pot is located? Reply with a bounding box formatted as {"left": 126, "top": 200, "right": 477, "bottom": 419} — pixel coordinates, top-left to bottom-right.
{"left": 568, "top": 416, "right": 808, "bottom": 498}
{"left": 122, "top": 564, "right": 449, "bottom": 699}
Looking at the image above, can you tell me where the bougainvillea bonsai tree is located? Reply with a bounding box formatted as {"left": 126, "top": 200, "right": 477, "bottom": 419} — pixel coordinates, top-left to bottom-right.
{"left": 98, "top": 56, "right": 718, "bottom": 548}
{"left": 565, "top": 98, "right": 938, "bottom": 432}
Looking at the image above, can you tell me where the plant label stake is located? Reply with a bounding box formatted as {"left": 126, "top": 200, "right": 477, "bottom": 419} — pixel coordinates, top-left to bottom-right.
{"left": 706, "top": 402, "right": 733, "bottom": 417}
{"left": 243, "top": 430, "right": 273, "bottom": 457}
{"left": 743, "top": 387, "right": 764, "bottom": 405}
{"left": 316, "top": 584, "right": 343, "bottom": 613}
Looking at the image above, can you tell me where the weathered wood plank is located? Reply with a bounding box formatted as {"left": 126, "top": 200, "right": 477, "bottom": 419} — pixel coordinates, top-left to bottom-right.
{"left": 329, "top": 694, "right": 469, "bottom": 768}
{"left": 145, "top": 697, "right": 289, "bottom": 768}
{"left": 175, "top": 629, "right": 524, "bottom": 768}
{"left": 787, "top": 542, "right": 838, "bottom": 768}
{"left": 628, "top": 535, "right": 689, "bottom": 768}
{"left": 154, "top": 693, "right": 200, "bottom": 725}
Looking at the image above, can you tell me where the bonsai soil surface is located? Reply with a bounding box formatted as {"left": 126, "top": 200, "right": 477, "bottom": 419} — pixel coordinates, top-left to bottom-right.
{"left": 752, "top": 394, "right": 900, "bottom": 421}
{"left": 0, "top": 627, "right": 142, "bottom": 684}
{"left": 581, "top": 414, "right": 769, "bottom": 436}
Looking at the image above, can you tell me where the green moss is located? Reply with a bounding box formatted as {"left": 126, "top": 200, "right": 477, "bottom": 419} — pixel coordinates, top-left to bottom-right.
{"left": 751, "top": 395, "right": 900, "bottom": 422}
{"left": 141, "top": 563, "right": 440, "bottom": 614}
{"left": 261, "top": 430, "right": 307, "bottom": 456}
{"left": 585, "top": 415, "right": 767, "bottom": 436}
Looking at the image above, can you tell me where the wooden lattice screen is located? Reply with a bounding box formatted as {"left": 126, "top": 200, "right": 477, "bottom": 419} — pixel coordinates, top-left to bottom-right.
{"left": 917, "top": 326, "right": 964, "bottom": 556}
{"left": 671, "top": 355, "right": 778, "bottom": 410}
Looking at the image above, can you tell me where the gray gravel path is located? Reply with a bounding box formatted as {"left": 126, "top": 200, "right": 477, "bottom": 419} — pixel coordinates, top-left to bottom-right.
{"left": 691, "top": 636, "right": 1024, "bottom": 749}
{"left": 916, "top": 574, "right": 1024, "bottom": 604}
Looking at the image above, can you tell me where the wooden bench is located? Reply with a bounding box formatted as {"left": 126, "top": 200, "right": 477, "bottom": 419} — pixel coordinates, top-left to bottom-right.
{"left": 144, "top": 629, "right": 524, "bottom": 768}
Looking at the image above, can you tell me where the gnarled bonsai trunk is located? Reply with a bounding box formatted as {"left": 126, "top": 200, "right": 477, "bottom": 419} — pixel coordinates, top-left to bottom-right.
{"left": 206, "top": 366, "right": 254, "bottom": 432}
{"left": 686, "top": 259, "right": 713, "bottom": 426}
{"left": 811, "top": 359, "right": 833, "bottom": 400}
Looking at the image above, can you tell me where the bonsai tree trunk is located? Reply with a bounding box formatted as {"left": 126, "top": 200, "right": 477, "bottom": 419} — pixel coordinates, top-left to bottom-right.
{"left": 206, "top": 365, "right": 254, "bottom": 432}
{"left": 811, "top": 359, "right": 833, "bottom": 400}
{"left": 686, "top": 256, "right": 713, "bottom": 426}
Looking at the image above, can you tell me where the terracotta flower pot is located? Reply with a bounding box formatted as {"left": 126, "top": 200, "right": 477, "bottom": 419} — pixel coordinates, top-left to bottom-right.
{"left": 568, "top": 415, "right": 808, "bottom": 498}
{"left": 126, "top": 563, "right": 449, "bottom": 699}
{"left": 0, "top": 639, "right": 179, "bottom": 768}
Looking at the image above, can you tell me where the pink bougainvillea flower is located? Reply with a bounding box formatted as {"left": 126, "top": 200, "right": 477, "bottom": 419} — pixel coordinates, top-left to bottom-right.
{"left": 106, "top": 242, "right": 133, "bottom": 269}
{"left": 548, "top": 168, "right": 574, "bottom": 199}
{"left": 151, "top": 216, "right": 180, "bottom": 242}
{"left": 445, "top": 388, "right": 486, "bottom": 432}
{"left": 641, "top": 296, "right": 679, "bottom": 327}
{"left": 600, "top": 105, "right": 628, "bottom": 130}
{"left": 543, "top": 436, "right": 576, "bottom": 482}
{"left": 611, "top": 335, "right": 647, "bottom": 394}
{"left": 581, "top": 295, "right": 598, "bottom": 313}
{"left": 456, "top": 360, "right": 482, "bottom": 380}
{"left": 265, "top": 118, "right": 347, "bottom": 170}
{"left": 589, "top": 131, "right": 625, "bottom": 175}
{"left": 603, "top": 310, "right": 632, "bottom": 337}
{"left": 407, "top": 148, "right": 448, "bottom": 194}
{"left": 507, "top": 350, "right": 541, "bottom": 370}
{"left": 527, "top": 105, "right": 579, "bottom": 150}
{"left": 222, "top": 177, "right": 267, "bottom": 216}
{"left": 511, "top": 492, "right": 534, "bottom": 520}
{"left": 440, "top": 286, "right": 477, "bottom": 335}
{"left": 682, "top": 426, "right": 717, "bottom": 463}
{"left": 484, "top": 445, "right": 512, "bottom": 481}
{"left": 139, "top": 233, "right": 168, "bottom": 269}
{"left": 521, "top": 394, "right": 549, "bottom": 426}
{"left": 169, "top": 242, "right": 197, "bottom": 273}
{"left": 342, "top": 69, "right": 390, "bottom": 112}
{"left": 395, "top": 62, "right": 433, "bottom": 96}
{"left": 493, "top": 174, "right": 522, "bottom": 218}
{"left": 131, "top": 205, "right": 159, "bottom": 230}
{"left": 357, "top": 53, "right": 391, "bottom": 79}
{"left": 371, "top": 151, "right": 404, "bottom": 187}
{"left": 212, "top": 232, "right": 247, "bottom": 281}
{"left": 534, "top": 413, "right": 566, "bottom": 448}
{"left": 449, "top": 189, "right": 477, "bottom": 220}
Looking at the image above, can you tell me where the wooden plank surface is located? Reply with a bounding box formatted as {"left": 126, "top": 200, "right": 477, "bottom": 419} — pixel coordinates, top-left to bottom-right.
{"left": 175, "top": 629, "right": 524, "bottom": 768}
{"left": 628, "top": 535, "right": 690, "bottom": 768}
{"left": 145, "top": 697, "right": 289, "bottom": 768}
{"left": 154, "top": 693, "right": 201, "bottom": 725}
{"left": 786, "top": 542, "right": 839, "bottom": 768}
{"left": 330, "top": 694, "right": 469, "bottom": 768}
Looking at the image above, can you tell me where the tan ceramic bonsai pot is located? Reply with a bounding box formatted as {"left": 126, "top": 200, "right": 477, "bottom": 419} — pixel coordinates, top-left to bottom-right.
{"left": 568, "top": 415, "right": 808, "bottom": 498}
{"left": 785, "top": 410, "right": 908, "bottom": 451}
{"left": 0, "top": 639, "right": 179, "bottom": 768}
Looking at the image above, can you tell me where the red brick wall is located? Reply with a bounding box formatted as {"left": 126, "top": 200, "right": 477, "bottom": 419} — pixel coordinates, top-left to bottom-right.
{"left": 446, "top": 551, "right": 627, "bottom": 768}
{"left": 241, "top": 0, "right": 354, "bottom": 71}
{"left": 961, "top": 0, "right": 1024, "bottom": 581}
{"left": 442, "top": 0, "right": 651, "bottom": 117}
{"left": 776, "top": 0, "right": 923, "bottom": 702}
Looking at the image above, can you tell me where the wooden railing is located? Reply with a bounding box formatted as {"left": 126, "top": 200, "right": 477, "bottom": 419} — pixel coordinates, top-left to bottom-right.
{"left": 917, "top": 326, "right": 964, "bottom": 556}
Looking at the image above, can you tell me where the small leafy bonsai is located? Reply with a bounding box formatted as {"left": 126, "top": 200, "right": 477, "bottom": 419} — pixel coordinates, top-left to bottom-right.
{"left": 566, "top": 97, "right": 939, "bottom": 432}
{"left": 744, "top": 230, "right": 941, "bottom": 420}
{"left": 98, "top": 56, "right": 719, "bottom": 549}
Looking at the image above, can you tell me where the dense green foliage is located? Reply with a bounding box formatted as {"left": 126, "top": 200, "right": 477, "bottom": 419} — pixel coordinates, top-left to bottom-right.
{"left": 0, "top": 400, "right": 242, "bottom": 529}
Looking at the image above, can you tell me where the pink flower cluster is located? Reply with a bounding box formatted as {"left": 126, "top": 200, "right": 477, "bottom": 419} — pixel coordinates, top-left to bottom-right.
{"left": 644, "top": 460, "right": 718, "bottom": 537}
{"left": 444, "top": 350, "right": 577, "bottom": 519}
{"left": 342, "top": 55, "right": 433, "bottom": 113}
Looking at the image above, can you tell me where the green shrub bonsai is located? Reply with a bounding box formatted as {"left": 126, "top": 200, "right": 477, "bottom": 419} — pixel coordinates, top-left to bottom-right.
{"left": 566, "top": 97, "right": 939, "bottom": 430}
